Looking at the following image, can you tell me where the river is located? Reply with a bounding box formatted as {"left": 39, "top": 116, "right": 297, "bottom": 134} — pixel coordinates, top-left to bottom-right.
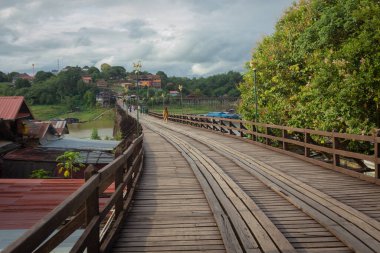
{"left": 66, "top": 112, "right": 115, "bottom": 140}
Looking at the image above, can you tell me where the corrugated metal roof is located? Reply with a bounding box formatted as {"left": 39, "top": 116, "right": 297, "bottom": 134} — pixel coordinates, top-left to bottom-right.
{"left": 3, "top": 147, "right": 115, "bottom": 164}
{"left": 50, "top": 120, "right": 69, "bottom": 135}
{"left": 22, "top": 121, "right": 57, "bottom": 139}
{"left": 42, "top": 137, "right": 119, "bottom": 151}
{"left": 0, "top": 179, "right": 83, "bottom": 229}
{"left": 0, "top": 179, "right": 114, "bottom": 229}
{"left": 0, "top": 96, "right": 32, "bottom": 120}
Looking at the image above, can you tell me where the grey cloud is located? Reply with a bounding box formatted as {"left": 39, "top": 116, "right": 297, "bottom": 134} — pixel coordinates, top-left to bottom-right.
{"left": 123, "top": 19, "right": 157, "bottom": 39}
{"left": 0, "top": 0, "right": 294, "bottom": 76}
{"left": 0, "top": 26, "right": 19, "bottom": 43}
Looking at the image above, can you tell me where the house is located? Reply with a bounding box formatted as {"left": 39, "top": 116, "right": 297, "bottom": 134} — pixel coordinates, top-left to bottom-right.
{"left": 120, "top": 82, "right": 134, "bottom": 89}
{"left": 96, "top": 91, "right": 114, "bottom": 107}
{"left": 0, "top": 96, "right": 34, "bottom": 141}
{"left": 12, "top": 73, "right": 34, "bottom": 84}
{"left": 128, "top": 74, "right": 162, "bottom": 88}
{"left": 169, "top": 90, "right": 179, "bottom": 97}
{"left": 19, "top": 120, "right": 59, "bottom": 146}
{"left": 82, "top": 75, "right": 93, "bottom": 84}
{"left": 96, "top": 79, "right": 108, "bottom": 88}
{"left": 152, "top": 75, "right": 162, "bottom": 88}
{"left": 50, "top": 120, "right": 69, "bottom": 136}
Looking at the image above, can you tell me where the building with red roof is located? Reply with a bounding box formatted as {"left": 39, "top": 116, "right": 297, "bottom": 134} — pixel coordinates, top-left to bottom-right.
{"left": 0, "top": 96, "right": 34, "bottom": 141}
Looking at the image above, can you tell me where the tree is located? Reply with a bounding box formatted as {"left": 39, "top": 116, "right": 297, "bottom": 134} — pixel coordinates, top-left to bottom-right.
{"left": 91, "top": 128, "right": 101, "bottom": 140}
{"left": 88, "top": 66, "right": 101, "bottom": 81}
{"left": 101, "top": 63, "right": 111, "bottom": 73}
{"left": 0, "top": 71, "right": 8, "bottom": 82}
{"left": 156, "top": 71, "right": 168, "bottom": 88}
{"left": 7, "top": 72, "right": 19, "bottom": 81}
{"left": 56, "top": 151, "right": 85, "bottom": 178}
{"left": 15, "top": 78, "right": 31, "bottom": 89}
{"left": 34, "top": 71, "right": 54, "bottom": 83}
{"left": 238, "top": 0, "right": 380, "bottom": 134}
{"left": 88, "top": 66, "right": 100, "bottom": 75}
{"left": 108, "top": 66, "right": 126, "bottom": 80}
{"left": 83, "top": 90, "right": 96, "bottom": 108}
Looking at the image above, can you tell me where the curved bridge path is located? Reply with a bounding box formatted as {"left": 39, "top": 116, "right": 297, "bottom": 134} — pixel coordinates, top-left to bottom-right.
{"left": 111, "top": 114, "right": 380, "bottom": 253}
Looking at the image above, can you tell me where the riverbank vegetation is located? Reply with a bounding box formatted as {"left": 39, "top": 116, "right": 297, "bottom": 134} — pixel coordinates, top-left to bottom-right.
{"left": 0, "top": 67, "right": 98, "bottom": 111}
{"left": 30, "top": 104, "right": 112, "bottom": 121}
{"left": 239, "top": 0, "right": 380, "bottom": 134}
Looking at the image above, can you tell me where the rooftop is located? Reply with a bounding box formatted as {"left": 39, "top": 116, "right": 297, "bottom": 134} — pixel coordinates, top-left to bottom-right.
{"left": 0, "top": 179, "right": 84, "bottom": 229}
{"left": 0, "top": 96, "right": 33, "bottom": 120}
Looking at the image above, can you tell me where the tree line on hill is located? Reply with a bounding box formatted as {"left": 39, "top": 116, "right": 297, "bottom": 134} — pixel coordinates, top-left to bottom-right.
{"left": 239, "top": 0, "right": 380, "bottom": 134}
{"left": 155, "top": 70, "right": 241, "bottom": 97}
{"left": 0, "top": 63, "right": 242, "bottom": 111}
{"left": 0, "top": 67, "right": 97, "bottom": 111}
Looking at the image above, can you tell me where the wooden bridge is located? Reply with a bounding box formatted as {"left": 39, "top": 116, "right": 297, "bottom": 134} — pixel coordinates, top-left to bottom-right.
{"left": 3, "top": 109, "right": 380, "bottom": 253}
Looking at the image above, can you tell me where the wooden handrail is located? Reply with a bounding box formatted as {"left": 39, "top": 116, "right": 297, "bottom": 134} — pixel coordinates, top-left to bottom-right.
{"left": 3, "top": 132, "right": 144, "bottom": 253}
{"left": 150, "top": 112, "right": 380, "bottom": 184}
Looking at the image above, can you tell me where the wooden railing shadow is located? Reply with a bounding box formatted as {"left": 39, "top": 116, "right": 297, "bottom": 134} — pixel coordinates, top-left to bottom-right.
{"left": 3, "top": 126, "right": 144, "bottom": 252}
{"left": 150, "top": 112, "right": 380, "bottom": 185}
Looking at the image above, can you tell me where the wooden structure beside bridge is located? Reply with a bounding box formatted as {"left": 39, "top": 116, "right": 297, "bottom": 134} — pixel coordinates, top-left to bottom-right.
{"left": 3, "top": 109, "right": 380, "bottom": 253}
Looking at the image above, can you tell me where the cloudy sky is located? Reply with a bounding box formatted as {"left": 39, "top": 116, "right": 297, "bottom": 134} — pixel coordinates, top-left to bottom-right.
{"left": 0, "top": 0, "right": 294, "bottom": 77}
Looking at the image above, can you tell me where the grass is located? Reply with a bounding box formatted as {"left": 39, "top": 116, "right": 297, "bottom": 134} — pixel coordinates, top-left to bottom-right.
{"left": 30, "top": 104, "right": 112, "bottom": 121}
{"left": 0, "top": 82, "right": 12, "bottom": 87}
{"left": 30, "top": 104, "right": 68, "bottom": 120}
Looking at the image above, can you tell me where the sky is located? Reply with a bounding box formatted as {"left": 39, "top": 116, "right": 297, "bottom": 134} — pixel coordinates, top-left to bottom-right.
{"left": 0, "top": 0, "right": 294, "bottom": 77}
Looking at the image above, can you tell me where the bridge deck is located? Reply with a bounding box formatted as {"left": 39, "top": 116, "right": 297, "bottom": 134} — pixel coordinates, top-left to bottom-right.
{"left": 111, "top": 115, "right": 380, "bottom": 253}
{"left": 111, "top": 128, "right": 226, "bottom": 252}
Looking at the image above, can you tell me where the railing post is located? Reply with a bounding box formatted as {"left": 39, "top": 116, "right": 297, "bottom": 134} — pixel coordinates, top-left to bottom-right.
{"left": 251, "top": 123, "right": 256, "bottom": 142}
{"left": 115, "top": 157, "right": 124, "bottom": 218}
{"left": 304, "top": 132, "right": 311, "bottom": 157}
{"left": 220, "top": 120, "right": 226, "bottom": 133}
{"left": 229, "top": 121, "right": 234, "bottom": 135}
{"left": 282, "top": 129, "right": 287, "bottom": 150}
{"left": 375, "top": 130, "right": 380, "bottom": 179}
{"left": 333, "top": 132, "right": 340, "bottom": 167}
{"left": 239, "top": 122, "right": 244, "bottom": 138}
{"left": 213, "top": 119, "right": 217, "bottom": 131}
{"left": 265, "top": 126, "right": 269, "bottom": 145}
{"left": 85, "top": 165, "right": 100, "bottom": 253}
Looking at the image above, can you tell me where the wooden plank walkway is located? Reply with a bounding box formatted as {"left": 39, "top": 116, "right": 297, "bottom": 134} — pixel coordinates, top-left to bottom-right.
{"left": 111, "top": 128, "right": 226, "bottom": 252}
{"left": 111, "top": 114, "right": 380, "bottom": 253}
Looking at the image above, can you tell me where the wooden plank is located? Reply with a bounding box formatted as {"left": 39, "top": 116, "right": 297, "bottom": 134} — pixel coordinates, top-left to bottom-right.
{"left": 146, "top": 122, "right": 295, "bottom": 253}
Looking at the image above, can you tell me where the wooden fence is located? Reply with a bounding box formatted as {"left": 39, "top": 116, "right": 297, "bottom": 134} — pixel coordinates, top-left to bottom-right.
{"left": 3, "top": 134, "right": 144, "bottom": 253}
{"left": 150, "top": 112, "right": 380, "bottom": 184}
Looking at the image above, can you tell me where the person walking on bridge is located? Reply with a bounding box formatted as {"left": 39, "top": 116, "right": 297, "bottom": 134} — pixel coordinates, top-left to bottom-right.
{"left": 163, "top": 107, "right": 169, "bottom": 123}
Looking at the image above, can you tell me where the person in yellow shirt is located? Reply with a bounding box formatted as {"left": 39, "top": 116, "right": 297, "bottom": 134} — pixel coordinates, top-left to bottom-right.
{"left": 163, "top": 107, "right": 169, "bottom": 123}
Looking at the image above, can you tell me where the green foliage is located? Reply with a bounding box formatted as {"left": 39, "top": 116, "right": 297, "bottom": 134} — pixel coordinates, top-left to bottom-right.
{"left": 156, "top": 71, "right": 168, "bottom": 88}
{"left": 0, "top": 71, "right": 8, "bottom": 82}
{"left": 91, "top": 128, "right": 101, "bottom": 140}
{"left": 56, "top": 151, "right": 85, "bottom": 179}
{"left": 113, "top": 132, "right": 122, "bottom": 141}
{"left": 153, "top": 71, "right": 242, "bottom": 97}
{"left": 239, "top": 0, "right": 380, "bottom": 134}
{"left": 108, "top": 66, "right": 126, "bottom": 80}
{"left": 101, "top": 63, "right": 111, "bottom": 73}
{"left": 15, "top": 78, "right": 31, "bottom": 89}
{"left": 30, "top": 169, "right": 51, "bottom": 179}
{"left": 34, "top": 71, "right": 54, "bottom": 83}
{"left": 83, "top": 90, "right": 96, "bottom": 108}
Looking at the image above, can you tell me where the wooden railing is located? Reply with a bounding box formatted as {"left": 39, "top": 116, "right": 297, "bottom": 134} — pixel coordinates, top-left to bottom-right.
{"left": 149, "top": 112, "right": 380, "bottom": 184}
{"left": 3, "top": 134, "right": 144, "bottom": 253}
